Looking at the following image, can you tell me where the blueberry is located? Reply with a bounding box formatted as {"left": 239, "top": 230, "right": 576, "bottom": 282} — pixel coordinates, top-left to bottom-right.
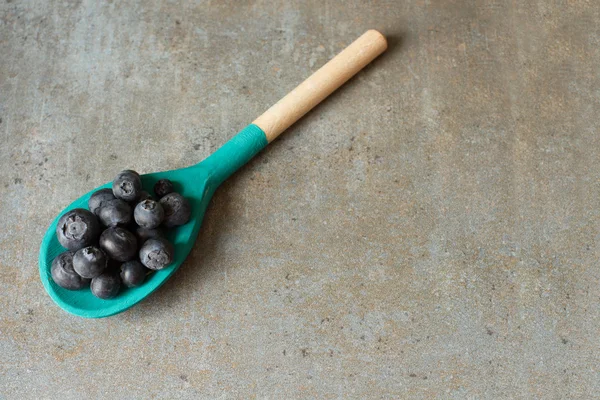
{"left": 112, "top": 170, "right": 142, "bottom": 202}
{"left": 120, "top": 260, "right": 148, "bottom": 288}
{"left": 134, "top": 199, "right": 164, "bottom": 229}
{"left": 91, "top": 272, "right": 121, "bottom": 299}
{"left": 51, "top": 251, "right": 90, "bottom": 290}
{"left": 97, "top": 198, "right": 132, "bottom": 227}
{"left": 73, "top": 246, "right": 107, "bottom": 279}
{"left": 99, "top": 227, "right": 138, "bottom": 262}
{"left": 56, "top": 208, "right": 101, "bottom": 251}
{"left": 135, "top": 226, "right": 164, "bottom": 245}
{"left": 159, "top": 193, "right": 191, "bottom": 227}
{"left": 139, "top": 238, "right": 174, "bottom": 270}
{"left": 154, "top": 179, "right": 174, "bottom": 198}
{"left": 88, "top": 188, "right": 115, "bottom": 215}
{"left": 138, "top": 191, "right": 153, "bottom": 202}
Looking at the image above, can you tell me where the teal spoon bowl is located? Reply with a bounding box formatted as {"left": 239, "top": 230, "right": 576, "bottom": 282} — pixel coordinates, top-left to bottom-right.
{"left": 39, "top": 125, "right": 267, "bottom": 318}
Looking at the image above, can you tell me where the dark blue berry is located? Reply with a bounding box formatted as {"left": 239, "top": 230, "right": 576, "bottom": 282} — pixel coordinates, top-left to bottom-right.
{"left": 120, "top": 260, "right": 148, "bottom": 288}
{"left": 56, "top": 208, "right": 101, "bottom": 251}
{"left": 73, "top": 246, "right": 107, "bottom": 279}
{"left": 139, "top": 238, "right": 174, "bottom": 270}
{"left": 97, "top": 198, "right": 132, "bottom": 227}
{"left": 88, "top": 189, "right": 115, "bottom": 215}
{"left": 91, "top": 272, "right": 121, "bottom": 299}
{"left": 154, "top": 179, "right": 174, "bottom": 198}
{"left": 99, "top": 227, "right": 138, "bottom": 262}
{"left": 112, "top": 170, "right": 142, "bottom": 202}
{"left": 159, "top": 193, "right": 191, "bottom": 227}
{"left": 51, "top": 251, "right": 90, "bottom": 290}
{"left": 134, "top": 199, "right": 164, "bottom": 229}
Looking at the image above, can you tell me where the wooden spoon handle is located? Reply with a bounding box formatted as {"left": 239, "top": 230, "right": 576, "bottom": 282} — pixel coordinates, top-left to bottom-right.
{"left": 253, "top": 30, "right": 387, "bottom": 142}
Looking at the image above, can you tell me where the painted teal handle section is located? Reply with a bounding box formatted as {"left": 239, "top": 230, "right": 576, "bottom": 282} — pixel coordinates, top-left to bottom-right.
{"left": 200, "top": 124, "right": 268, "bottom": 186}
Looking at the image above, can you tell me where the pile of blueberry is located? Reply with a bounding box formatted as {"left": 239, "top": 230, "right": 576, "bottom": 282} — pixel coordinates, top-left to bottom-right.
{"left": 50, "top": 170, "right": 191, "bottom": 299}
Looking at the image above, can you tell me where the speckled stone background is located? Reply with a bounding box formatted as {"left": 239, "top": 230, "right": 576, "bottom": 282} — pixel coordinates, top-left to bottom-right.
{"left": 1, "top": 0, "right": 599, "bottom": 398}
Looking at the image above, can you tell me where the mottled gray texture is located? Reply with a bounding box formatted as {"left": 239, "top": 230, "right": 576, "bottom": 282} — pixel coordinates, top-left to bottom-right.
{"left": 1, "top": 1, "right": 599, "bottom": 399}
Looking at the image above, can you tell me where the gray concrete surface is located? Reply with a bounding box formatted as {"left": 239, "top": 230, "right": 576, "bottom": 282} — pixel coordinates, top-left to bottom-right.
{"left": 1, "top": 0, "right": 599, "bottom": 398}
